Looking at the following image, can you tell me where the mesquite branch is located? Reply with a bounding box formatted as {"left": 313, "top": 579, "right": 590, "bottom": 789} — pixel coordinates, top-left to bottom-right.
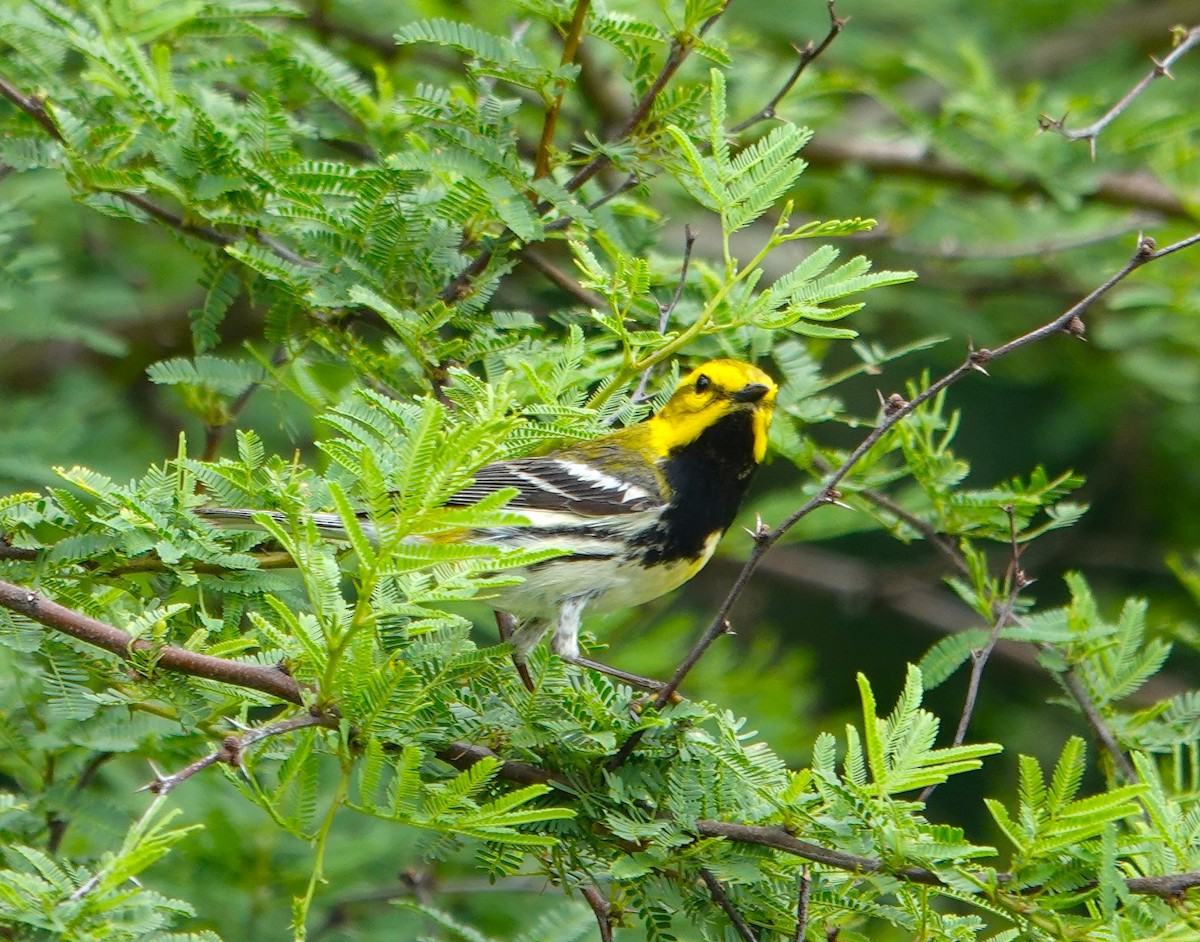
{"left": 606, "top": 230, "right": 1200, "bottom": 769}
{"left": 143, "top": 713, "right": 338, "bottom": 796}
{"left": 0, "top": 75, "right": 311, "bottom": 267}
{"left": 729, "top": 0, "right": 846, "bottom": 134}
{"left": 1039, "top": 25, "right": 1200, "bottom": 157}
{"left": 1, "top": 577, "right": 1198, "bottom": 903}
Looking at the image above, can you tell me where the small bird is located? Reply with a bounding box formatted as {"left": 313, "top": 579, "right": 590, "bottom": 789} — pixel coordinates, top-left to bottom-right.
{"left": 199, "top": 359, "right": 776, "bottom": 688}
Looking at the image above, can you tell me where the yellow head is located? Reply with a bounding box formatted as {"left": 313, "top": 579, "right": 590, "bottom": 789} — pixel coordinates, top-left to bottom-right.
{"left": 646, "top": 359, "right": 777, "bottom": 463}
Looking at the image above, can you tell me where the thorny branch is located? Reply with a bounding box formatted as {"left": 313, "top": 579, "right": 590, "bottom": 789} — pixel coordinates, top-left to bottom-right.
{"left": 729, "top": 0, "right": 847, "bottom": 134}
{"left": 1039, "top": 25, "right": 1200, "bottom": 158}
{"left": 3, "top": 579, "right": 1200, "bottom": 903}
{"left": 439, "top": 3, "right": 732, "bottom": 303}
{"left": 142, "top": 712, "right": 338, "bottom": 796}
{"left": 606, "top": 230, "right": 1200, "bottom": 768}
{"left": 631, "top": 225, "right": 696, "bottom": 405}
{"left": 919, "top": 507, "right": 1028, "bottom": 802}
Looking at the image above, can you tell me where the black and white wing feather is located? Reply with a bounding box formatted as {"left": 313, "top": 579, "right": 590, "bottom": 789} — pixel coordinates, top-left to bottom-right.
{"left": 447, "top": 456, "right": 664, "bottom": 517}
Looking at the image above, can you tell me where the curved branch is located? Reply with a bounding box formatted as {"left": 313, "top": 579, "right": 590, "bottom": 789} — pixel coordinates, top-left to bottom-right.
{"left": 0, "top": 75, "right": 312, "bottom": 267}
{"left": 607, "top": 229, "right": 1200, "bottom": 767}
{"left": 0, "top": 579, "right": 304, "bottom": 703}
{"left": 1039, "top": 25, "right": 1200, "bottom": 157}
{"left": 2, "top": 576, "right": 1197, "bottom": 902}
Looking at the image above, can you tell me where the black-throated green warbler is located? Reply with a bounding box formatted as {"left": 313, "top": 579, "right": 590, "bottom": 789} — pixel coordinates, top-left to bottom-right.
{"left": 200, "top": 359, "right": 776, "bottom": 682}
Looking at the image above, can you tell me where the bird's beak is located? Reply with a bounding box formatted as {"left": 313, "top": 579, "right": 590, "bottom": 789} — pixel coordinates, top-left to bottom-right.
{"left": 730, "top": 383, "right": 771, "bottom": 403}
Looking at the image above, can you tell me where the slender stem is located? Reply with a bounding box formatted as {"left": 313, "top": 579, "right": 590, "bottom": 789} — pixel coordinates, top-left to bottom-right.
{"left": 295, "top": 764, "right": 352, "bottom": 937}
{"left": 533, "top": 0, "right": 592, "bottom": 180}
{"left": 1039, "top": 26, "right": 1200, "bottom": 157}
{"left": 919, "top": 509, "right": 1025, "bottom": 802}
{"left": 699, "top": 868, "right": 759, "bottom": 942}
{"left": 579, "top": 885, "right": 614, "bottom": 942}
{"left": 729, "top": 1, "right": 847, "bottom": 134}
{"left": 607, "top": 230, "right": 1200, "bottom": 766}
{"left": 521, "top": 248, "right": 606, "bottom": 308}
{"left": 792, "top": 868, "right": 811, "bottom": 942}
{"left": 144, "top": 712, "right": 337, "bottom": 795}
{"left": 630, "top": 225, "right": 697, "bottom": 405}
{"left": 1054, "top": 658, "right": 1139, "bottom": 781}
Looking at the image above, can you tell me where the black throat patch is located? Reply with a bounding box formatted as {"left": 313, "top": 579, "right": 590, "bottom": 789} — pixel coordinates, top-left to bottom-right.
{"left": 634, "top": 411, "right": 760, "bottom": 564}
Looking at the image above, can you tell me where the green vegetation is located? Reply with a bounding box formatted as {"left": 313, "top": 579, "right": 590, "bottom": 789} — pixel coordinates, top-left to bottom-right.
{"left": 1, "top": 1, "right": 1199, "bottom": 939}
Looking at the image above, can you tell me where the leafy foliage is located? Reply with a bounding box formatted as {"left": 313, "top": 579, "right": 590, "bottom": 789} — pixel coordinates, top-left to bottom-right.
{"left": 2, "top": 1, "right": 1200, "bottom": 941}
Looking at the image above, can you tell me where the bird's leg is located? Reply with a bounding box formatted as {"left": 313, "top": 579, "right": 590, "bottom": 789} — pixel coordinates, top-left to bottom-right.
{"left": 495, "top": 610, "right": 536, "bottom": 691}
{"left": 550, "top": 597, "right": 676, "bottom": 697}
{"left": 560, "top": 654, "right": 674, "bottom": 695}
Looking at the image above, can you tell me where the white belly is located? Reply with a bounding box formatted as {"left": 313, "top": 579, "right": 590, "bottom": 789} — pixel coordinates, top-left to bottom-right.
{"left": 484, "top": 532, "right": 722, "bottom": 621}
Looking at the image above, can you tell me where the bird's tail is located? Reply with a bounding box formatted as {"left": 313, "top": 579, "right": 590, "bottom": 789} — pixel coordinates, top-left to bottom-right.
{"left": 195, "top": 507, "right": 373, "bottom": 543}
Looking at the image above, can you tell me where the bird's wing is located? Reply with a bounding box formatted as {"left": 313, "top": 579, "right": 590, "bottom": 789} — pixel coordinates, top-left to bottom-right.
{"left": 446, "top": 455, "right": 664, "bottom": 517}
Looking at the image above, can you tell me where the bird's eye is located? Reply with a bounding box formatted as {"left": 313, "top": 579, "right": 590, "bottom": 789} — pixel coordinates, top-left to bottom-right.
{"left": 695, "top": 374, "right": 711, "bottom": 393}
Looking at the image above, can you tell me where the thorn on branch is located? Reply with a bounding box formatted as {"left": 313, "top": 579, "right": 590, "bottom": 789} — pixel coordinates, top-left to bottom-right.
{"left": 968, "top": 348, "right": 992, "bottom": 375}
{"left": 729, "top": 0, "right": 847, "bottom": 134}
{"left": 1062, "top": 315, "right": 1087, "bottom": 340}
{"left": 1136, "top": 234, "right": 1158, "bottom": 258}
{"left": 882, "top": 392, "right": 908, "bottom": 416}
{"left": 1149, "top": 55, "right": 1174, "bottom": 79}
{"left": 1036, "top": 112, "right": 1068, "bottom": 134}
{"left": 822, "top": 488, "right": 853, "bottom": 511}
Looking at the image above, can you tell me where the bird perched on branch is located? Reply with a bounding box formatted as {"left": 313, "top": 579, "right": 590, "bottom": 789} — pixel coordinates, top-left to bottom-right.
{"left": 199, "top": 359, "right": 777, "bottom": 690}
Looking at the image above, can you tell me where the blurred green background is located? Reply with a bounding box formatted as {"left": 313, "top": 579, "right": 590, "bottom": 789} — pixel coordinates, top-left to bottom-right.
{"left": 2, "top": 0, "right": 1199, "bottom": 937}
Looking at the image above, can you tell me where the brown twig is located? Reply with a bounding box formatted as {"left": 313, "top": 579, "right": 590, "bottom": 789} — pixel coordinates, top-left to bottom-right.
{"left": 0, "top": 74, "right": 312, "bottom": 267}
{"left": 533, "top": 0, "right": 593, "bottom": 180}
{"left": 630, "top": 225, "right": 696, "bottom": 405}
{"left": 699, "top": 867, "right": 759, "bottom": 942}
{"left": 606, "top": 230, "right": 1200, "bottom": 768}
{"left": 521, "top": 248, "right": 606, "bottom": 309}
{"left": 142, "top": 712, "right": 337, "bottom": 795}
{"left": 800, "top": 136, "right": 1196, "bottom": 222}
{"left": 729, "top": 0, "right": 847, "bottom": 134}
{"left": 1052, "top": 657, "right": 1140, "bottom": 781}
{"left": 579, "top": 885, "right": 614, "bottom": 942}
{"left": 919, "top": 507, "right": 1028, "bottom": 802}
{"left": 5, "top": 577, "right": 1200, "bottom": 902}
{"left": 810, "top": 453, "right": 968, "bottom": 576}
{"left": 0, "top": 578, "right": 305, "bottom": 703}
{"left": 793, "top": 867, "right": 811, "bottom": 942}
{"left": 1038, "top": 25, "right": 1200, "bottom": 158}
